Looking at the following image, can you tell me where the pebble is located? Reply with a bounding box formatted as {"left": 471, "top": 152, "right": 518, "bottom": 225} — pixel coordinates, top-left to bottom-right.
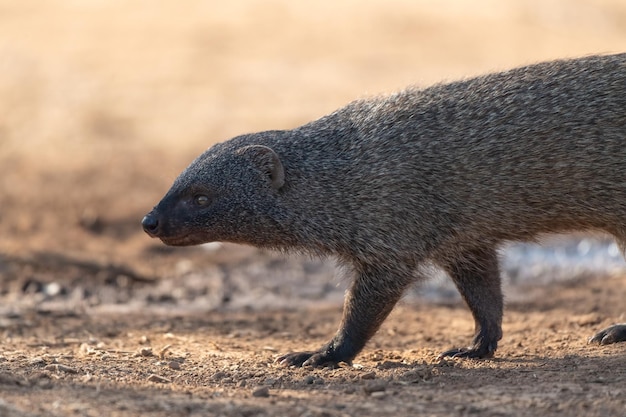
{"left": 212, "top": 371, "right": 228, "bottom": 380}
{"left": 44, "top": 282, "right": 62, "bottom": 297}
{"left": 78, "top": 343, "right": 92, "bottom": 356}
{"left": 44, "top": 364, "right": 78, "bottom": 374}
{"left": 147, "top": 374, "right": 171, "bottom": 384}
{"left": 360, "top": 371, "right": 376, "bottom": 380}
{"left": 363, "top": 382, "right": 387, "bottom": 394}
{"left": 138, "top": 347, "right": 153, "bottom": 357}
{"left": 29, "top": 357, "right": 46, "bottom": 367}
{"left": 168, "top": 361, "right": 180, "bottom": 370}
{"left": 252, "top": 386, "right": 270, "bottom": 398}
{"left": 264, "top": 377, "right": 278, "bottom": 386}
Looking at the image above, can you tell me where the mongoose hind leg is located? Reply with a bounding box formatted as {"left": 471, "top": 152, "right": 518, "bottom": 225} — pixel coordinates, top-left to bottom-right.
{"left": 277, "top": 262, "right": 414, "bottom": 368}
{"left": 438, "top": 247, "right": 503, "bottom": 359}
{"left": 587, "top": 237, "right": 626, "bottom": 345}
{"left": 589, "top": 324, "right": 626, "bottom": 345}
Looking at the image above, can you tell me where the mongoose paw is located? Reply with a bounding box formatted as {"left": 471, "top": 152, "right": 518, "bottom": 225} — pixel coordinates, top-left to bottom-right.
{"left": 276, "top": 351, "right": 344, "bottom": 368}
{"left": 437, "top": 344, "right": 496, "bottom": 359}
{"left": 588, "top": 324, "right": 626, "bottom": 345}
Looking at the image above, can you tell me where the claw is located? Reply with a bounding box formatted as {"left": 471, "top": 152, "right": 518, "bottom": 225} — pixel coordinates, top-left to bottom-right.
{"left": 276, "top": 351, "right": 315, "bottom": 367}
{"left": 277, "top": 350, "right": 344, "bottom": 368}
{"left": 589, "top": 324, "right": 626, "bottom": 345}
{"left": 438, "top": 345, "right": 495, "bottom": 359}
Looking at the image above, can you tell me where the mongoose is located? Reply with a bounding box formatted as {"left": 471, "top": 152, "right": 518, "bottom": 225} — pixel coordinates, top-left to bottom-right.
{"left": 142, "top": 53, "right": 626, "bottom": 367}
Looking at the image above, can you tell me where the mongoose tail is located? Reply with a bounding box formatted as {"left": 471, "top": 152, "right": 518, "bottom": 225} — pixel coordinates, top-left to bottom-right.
{"left": 143, "top": 53, "right": 626, "bottom": 367}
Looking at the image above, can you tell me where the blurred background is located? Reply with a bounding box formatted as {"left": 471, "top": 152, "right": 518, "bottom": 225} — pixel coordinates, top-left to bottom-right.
{"left": 0, "top": 0, "right": 625, "bottom": 314}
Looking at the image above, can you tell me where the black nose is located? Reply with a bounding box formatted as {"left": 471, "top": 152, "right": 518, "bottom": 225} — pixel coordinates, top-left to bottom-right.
{"left": 141, "top": 213, "right": 160, "bottom": 236}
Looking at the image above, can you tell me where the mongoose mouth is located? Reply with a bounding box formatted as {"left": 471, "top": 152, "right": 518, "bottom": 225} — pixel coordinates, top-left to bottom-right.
{"left": 159, "top": 235, "right": 206, "bottom": 247}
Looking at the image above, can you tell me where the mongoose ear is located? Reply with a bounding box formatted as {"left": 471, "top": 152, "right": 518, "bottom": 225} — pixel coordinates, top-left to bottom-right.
{"left": 235, "top": 145, "right": 285, "bottom": 190}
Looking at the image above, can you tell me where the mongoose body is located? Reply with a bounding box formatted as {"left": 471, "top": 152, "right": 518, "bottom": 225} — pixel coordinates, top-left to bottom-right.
{"left": 143, "top": 53, "right": 626, "bottom": 366}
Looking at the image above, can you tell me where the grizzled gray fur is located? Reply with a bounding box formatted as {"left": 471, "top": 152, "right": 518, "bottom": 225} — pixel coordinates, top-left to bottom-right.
{"left": 143, "top": 53, "right": 626, "bottom": 367}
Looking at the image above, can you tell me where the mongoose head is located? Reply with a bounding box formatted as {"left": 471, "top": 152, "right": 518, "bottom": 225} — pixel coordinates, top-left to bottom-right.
{"left": 142, "top": 137, "right": 286, "bottom": 247}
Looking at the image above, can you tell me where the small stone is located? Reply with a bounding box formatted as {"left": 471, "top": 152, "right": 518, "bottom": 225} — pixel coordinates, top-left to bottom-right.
{"left": 78, "top": 343, "right": 96, "bottom": 356}
{"left": 264, "top": 378, "right": 277, "bottom": 386}
{"left": 44, "top": 364, "right": 78, "bottom": 374}
{"left": 138, "top": 347, "right": 153, "bottom": 357}
{"left": 147, "top": 374, "right": 171, "bottom": 383}
{"left": 363, "top": 382, "right": 386, "bottom": 394}
{"left": 168, "top": 361, "right": 180, "bottom": 370}
{"left": 29, "top": 357, "right": 46, "bottom": 367}
{"left": 360, "top": 371, "right": 376, "bottom": 380}
{"left": 252, "top": 386, "right": 270, "bottom": 398}
{"left": 212, "top": 371, "right": 228, "bottom": 380}
{"left": 44, "top": 282, "right": 62, "bottom": 297}
{"left": 303, "top": 375, "right": 315, "bottom": 384}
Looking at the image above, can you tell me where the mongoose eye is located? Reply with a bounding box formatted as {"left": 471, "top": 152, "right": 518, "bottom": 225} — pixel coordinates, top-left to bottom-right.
{"left": 193, "top": 195, "right": 210, "bottom": 206}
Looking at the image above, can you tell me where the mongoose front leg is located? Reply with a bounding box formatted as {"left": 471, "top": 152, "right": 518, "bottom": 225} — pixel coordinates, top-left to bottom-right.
{"left": 589, "top": 324, "right": 626, "bottom": 345}
{"left": 438, "top": 247, "right": 503, "bottom": 359}
{"left": 277, "top": 263, "right": 413, "bottom": 367}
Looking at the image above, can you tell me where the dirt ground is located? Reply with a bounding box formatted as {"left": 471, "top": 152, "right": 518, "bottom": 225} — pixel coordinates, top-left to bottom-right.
{"left": 1, "top": 1, "right": 625, "bottom": 416}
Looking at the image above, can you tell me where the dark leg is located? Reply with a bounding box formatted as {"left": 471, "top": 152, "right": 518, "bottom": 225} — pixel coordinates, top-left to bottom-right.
{"left": 278, "top": 262, "right": 414, "bottom": 367}
{"left": 589, "top": 324, "right": 626, "bottom": 345}
{"left": 438, "top": 246, "right": 503, "bottom": 359}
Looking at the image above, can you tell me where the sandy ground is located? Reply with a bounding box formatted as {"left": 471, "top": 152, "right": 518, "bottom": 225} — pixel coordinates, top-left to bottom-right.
{"left": 0, "top": 271, "right": 624, "bottom": 417}
{"left": 0, "top": 1, "right": 625, "bottom": 416}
